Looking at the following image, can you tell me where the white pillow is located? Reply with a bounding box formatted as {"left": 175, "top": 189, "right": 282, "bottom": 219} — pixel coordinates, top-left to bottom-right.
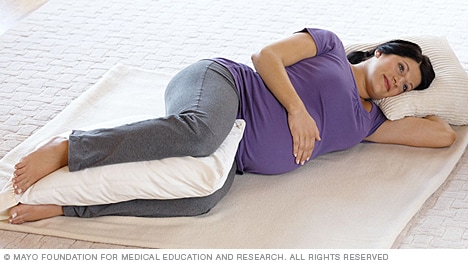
{"left": 16, "top": 117, "right": 245, "bottom": 206}
{"left": 345, "top": 36, "right": 468, "bottom": 125}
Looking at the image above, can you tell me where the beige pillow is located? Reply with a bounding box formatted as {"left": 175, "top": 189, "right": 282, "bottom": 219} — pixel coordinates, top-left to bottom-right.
{"left": 345, "top": 36, "right": 468, "bottom": 125}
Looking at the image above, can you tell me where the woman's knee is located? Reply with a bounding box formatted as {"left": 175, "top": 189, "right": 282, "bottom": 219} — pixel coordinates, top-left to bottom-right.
{"left": 189, "top": 131, "right": 222, "bottom": 157}
{"left": 178, "top": 114, "right": 226, "bottom": 157}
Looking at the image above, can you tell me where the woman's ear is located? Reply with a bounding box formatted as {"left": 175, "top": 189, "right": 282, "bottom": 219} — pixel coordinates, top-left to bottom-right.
{"left": 374, "top": 49, "right": 382, "bottom": 58}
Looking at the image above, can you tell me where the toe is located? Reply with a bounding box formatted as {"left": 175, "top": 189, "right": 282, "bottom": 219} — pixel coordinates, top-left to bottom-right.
{"left": 14, "top": 159, "right": 27, "bottom": 170}
{"left": 12, "top": 171, "right": 26, "bottom": 184}
{"left": 13, "top": 185, "right": 23, "bottom": 194}
{"left": 14, "top": 181, "right": 27, "bottom": 194}
{"left": 12, "top": 178, "right": 24, "bottom": 194}
{"left": 13, "top": 167, "right": 26, "bottom": 178}
{"left": 13, "top": 166, "right": 26, "bottom": 177}
{"left": 13, "top": 177, "right": 27, "bottom": 194}
{"left": 9, "top": 209, "right": 22, "bottom": 224}
{"left": 12, "top": 169, "right": 31, "bottom": 194}
{"left": 10, "top": 216, "right": 25, "bottom": 224}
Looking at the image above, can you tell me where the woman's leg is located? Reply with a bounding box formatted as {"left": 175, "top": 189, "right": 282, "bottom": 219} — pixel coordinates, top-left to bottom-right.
{"left": 12, "top": 60, "right": 239, "bottom": 194}
{"left": 68, "top": 60, "right": 239, "bottom": 171}
{"left": 62, "top": 161, "right": 237, "bottom": 218}
{"left": 9, "top": 161, "right": 236, "bottom": 224}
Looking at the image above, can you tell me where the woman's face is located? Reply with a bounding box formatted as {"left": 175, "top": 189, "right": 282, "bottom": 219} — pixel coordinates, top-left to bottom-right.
{"left": 366, "top": 51, "right": 422, "bottom": 99}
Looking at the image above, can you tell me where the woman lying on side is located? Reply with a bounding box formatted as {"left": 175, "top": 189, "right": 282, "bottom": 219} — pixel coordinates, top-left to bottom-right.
{"left": 8, "top": 28, "right": 455, "bottom": 224}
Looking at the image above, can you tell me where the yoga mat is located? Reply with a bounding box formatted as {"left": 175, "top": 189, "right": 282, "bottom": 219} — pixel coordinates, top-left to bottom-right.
{"left": 1, "top": 64, "right": 467, "bottom": 248}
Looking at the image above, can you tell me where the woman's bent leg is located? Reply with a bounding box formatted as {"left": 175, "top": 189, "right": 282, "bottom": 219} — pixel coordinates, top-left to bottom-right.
{"left": 68, "top": 60, "right": 239, "bottom": 171}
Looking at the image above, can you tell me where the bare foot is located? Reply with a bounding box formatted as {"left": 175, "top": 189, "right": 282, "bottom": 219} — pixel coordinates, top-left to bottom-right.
{"left": 9, "top": 204, "right": 64, "bottom": 224}
{"left": 12, "top": 136, "right": 69, "bottom": 194}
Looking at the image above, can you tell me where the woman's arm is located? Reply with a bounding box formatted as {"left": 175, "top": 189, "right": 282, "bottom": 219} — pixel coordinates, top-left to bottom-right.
{"left": 251, "top": 32, "right": 321, "bottom": 165}
{"left": 365, "top": 115, "right": 456, "bottom": 148}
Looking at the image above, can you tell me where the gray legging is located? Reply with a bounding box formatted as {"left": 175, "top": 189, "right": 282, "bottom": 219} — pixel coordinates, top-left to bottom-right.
{"left": 63, "top": 60, "right": 240, "bottom": 217}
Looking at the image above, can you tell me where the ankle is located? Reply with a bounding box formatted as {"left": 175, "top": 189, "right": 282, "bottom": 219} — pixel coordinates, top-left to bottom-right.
{"left": 52, "top": 136, "right": 69, "bottom": 166}
{"left": 59, "top": 138, "right": 69, "bottom": 167}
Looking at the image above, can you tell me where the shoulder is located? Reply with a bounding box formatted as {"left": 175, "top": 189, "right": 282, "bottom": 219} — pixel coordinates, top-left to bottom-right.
{"left": 298, "top": 28, "right": 344, "bottom": 56}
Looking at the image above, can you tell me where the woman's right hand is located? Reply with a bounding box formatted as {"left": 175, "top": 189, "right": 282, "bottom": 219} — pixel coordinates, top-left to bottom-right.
{"left": 287, "top": 109, "right": 321, "bottom": 165}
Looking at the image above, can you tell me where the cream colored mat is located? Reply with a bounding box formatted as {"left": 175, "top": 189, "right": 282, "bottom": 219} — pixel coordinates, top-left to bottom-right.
{"left": 1, "top": 64, "right": 467, "bottom": 248}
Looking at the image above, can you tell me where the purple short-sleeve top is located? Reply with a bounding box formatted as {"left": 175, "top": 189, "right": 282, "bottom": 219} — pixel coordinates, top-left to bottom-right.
{"left": 213, "top": 28, "right": 387, "bottom": 175}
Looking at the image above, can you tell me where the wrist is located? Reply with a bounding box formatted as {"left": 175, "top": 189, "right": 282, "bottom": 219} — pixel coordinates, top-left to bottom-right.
{"left": 286, "top": 102, "right": 307, "bottom": 115}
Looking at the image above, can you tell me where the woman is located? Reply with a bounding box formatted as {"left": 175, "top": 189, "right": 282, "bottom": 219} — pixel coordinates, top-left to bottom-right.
{"left": 8, "top": 28, "right": 455, "bottom": 224}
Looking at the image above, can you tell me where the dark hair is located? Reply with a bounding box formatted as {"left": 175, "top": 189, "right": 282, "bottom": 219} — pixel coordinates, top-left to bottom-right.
{"left": 347, "top": 40, "right": 435, "bottom": 91}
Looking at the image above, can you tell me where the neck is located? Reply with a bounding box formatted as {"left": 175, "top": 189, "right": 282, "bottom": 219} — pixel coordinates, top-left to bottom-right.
{"left": 350, "top": 63, "right": 369, "bottom": 99}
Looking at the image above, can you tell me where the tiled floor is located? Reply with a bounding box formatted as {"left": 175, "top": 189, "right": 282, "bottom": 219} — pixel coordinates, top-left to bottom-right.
{"left": 0, "top": 0, "right": 48, "bottom": 34}
{"left": 0, "top": 0, "right": 467, "bottom": 249}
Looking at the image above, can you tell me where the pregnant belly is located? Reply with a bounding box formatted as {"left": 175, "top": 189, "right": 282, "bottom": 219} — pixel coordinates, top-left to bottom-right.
{"left": 240, "top": 129, "right": 299, "bottom": 175}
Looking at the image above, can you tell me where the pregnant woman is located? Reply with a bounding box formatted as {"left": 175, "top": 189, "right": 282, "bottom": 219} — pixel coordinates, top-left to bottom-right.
{"left": 9, "top": 28, "right": 455, "bottom": 224}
